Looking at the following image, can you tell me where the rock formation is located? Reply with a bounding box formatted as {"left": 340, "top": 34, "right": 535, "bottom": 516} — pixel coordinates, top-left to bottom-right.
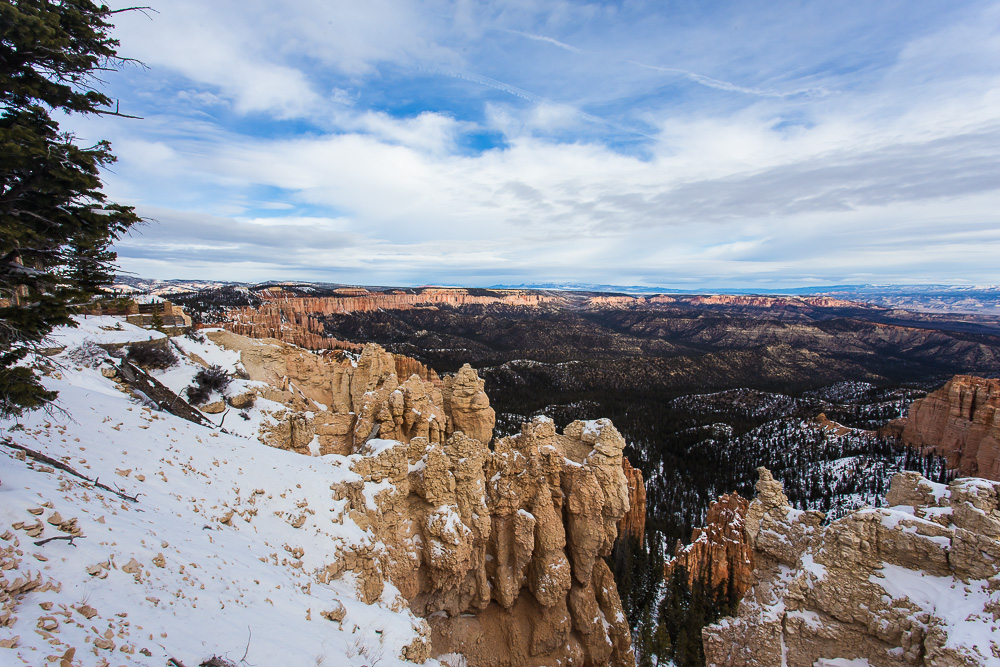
{"left": 199, "top": 330, "right": 635, "bottom": 666}
{"left": 895, "top": 375, "right": 1000, "bottom": 480}
{"left": 205, "top": 330, "right": 452, "bottom": 455}
{"left": 341, "top": 417, "right": 635, "bottom": 667}
{"left": 665, "top": 493, "right": 753, "bottom": 600}
{"left": 702, "top": 468, "right": 1000, "bottom": 666}
{"left": 619, "top": 457, "right": 646, "bottom": 544}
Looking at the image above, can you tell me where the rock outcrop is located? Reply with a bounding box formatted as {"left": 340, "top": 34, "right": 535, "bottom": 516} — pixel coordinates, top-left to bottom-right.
{"left": 896, "top": 375, "right": 1000, "bottom": 480}
{"left": 665, "top": 493, "right": 753, "bottom": 600}
{"left": 205, "top": 331, "right": 450, "bottom": 455}
{"left": 702, "top": 468, "right": 1000, "bottom": 666}
{"left": 201, "top": 331, "right": 635, "bottom": 666}
{"left": 618, "top": 457, "right": 646, "bottom": 544}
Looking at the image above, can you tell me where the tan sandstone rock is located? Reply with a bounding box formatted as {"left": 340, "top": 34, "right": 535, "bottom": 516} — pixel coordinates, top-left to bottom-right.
{"left": 703, "top": 468, "right": 1000, "bottom": 666}
{"left": 203, "top": 330, "right": 632, "bottom": 666}
{"left": 619, "top": 457, "right": 646, "bottom": 545}
{"left": 326, "top": 416, "right": 635, "bottom": 667}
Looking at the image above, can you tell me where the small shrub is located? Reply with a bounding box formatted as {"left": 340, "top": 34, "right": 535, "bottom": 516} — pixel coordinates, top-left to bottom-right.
{"left": 126, "top": 344, "right": 177, "bottom": 369}
{"left": 185, "top": 364, "right": 231, "bottom": 405}
{"left": 185, "top": 383, "right": 212, "bottom": 405}
{"left": 66, "top": 341, "right": 108, "bottom": 368}
{"left": 194, "top": 365, "right": 231, "bottom": 392}
{"left": 185, "top": 329, "right": 206, "bottom": 344}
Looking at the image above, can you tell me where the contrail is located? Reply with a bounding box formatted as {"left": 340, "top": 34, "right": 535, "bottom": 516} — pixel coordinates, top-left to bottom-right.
{"left": 501, "top": 29, "right": 583, "bottom": 54}
{"left": 627, "top": 60, "right": 825, "bottom": 98}
{"left": 434, "top": 67, "right": 655, "bottom": 140}
{"left": 500, "top": 28, "right": 825, "bottom": 98}
{"left": 435, "top": 68, "right": 544, "bottom": 104}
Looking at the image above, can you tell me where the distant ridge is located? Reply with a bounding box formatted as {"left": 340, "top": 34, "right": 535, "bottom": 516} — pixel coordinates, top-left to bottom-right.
{"left": 490, "top": 282, "right": 1000, "bottom": 296}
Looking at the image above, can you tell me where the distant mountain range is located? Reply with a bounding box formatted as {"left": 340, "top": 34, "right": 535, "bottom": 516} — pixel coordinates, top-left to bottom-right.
{"left": 113, "top": 276, "right": 1000, "bottom": 315}
{"left": 492, "top": 283, "right": 1000, "bottom": 314}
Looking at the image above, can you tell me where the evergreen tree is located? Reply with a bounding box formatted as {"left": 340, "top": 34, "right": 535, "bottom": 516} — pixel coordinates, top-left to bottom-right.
{"left": 1, "top": 0, "right": 141, "bottom": 417}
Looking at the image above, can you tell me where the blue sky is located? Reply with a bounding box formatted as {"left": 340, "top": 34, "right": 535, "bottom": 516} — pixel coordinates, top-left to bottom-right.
{"left": 73, "top": 0, "right": 1000, "bottom": 287}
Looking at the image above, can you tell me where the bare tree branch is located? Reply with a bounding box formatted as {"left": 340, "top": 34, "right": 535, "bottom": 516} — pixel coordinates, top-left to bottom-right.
{"left": 0, "top": 438, "right": 140, "bottom": 502}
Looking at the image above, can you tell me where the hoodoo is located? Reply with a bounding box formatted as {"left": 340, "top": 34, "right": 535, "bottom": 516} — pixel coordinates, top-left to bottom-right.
{"left": 665, "top": 493, "right": 753, "bottom": 601}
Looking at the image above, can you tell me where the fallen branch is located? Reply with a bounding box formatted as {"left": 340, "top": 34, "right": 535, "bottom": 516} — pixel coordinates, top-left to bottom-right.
{"left": 168, "top": 659, "right": 188, "bottom": 667}
{"left": 34, "top": 535, "right": 83, "bottom": 547}
{"left": 0, "top": 438, "right": 139, "bottom": 503}
{"left": 240, "top": 625, "right": 252, "bottom": 664}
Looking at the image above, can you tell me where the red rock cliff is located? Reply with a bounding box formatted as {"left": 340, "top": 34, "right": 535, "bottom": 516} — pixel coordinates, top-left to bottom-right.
{"left": 899, "top": 374, "right": 1000, "bottom": 480}
{"left": 665, "top": 493, "right": 754, "bottom": 599}
{"left": 618, "top": 457, "right": 646, "bottom": 545}
{"left": 207, "top": 289, "right": 561, "bottom": 352}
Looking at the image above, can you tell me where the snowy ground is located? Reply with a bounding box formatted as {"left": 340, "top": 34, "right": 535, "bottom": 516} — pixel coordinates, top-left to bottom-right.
{"left": 0, "top": 318, "right": 435, "bottom": 666}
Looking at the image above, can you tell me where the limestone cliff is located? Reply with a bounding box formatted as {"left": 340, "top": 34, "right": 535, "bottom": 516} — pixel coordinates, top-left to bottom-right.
{"left": 665, "top": 493, "right": 753, "bottom": 600}
{"left": 702, "top": 468, "right": 1000, "bottom": 666}
{"left": 200, "top": 331, "right": 635, "bottom": 666}
{"left": 896, "top": 375, "right": 1000, "bottom": 480}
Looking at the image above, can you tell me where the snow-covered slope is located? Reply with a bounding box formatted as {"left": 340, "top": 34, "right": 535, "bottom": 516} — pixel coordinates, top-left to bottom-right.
{"left": 0, "top": 319, "right": 435, "bottom": 666}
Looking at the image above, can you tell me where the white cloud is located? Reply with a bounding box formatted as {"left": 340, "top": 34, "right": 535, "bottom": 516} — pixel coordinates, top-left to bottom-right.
{"left": 94, "top": 0, "right": 1000, "bottom": 287}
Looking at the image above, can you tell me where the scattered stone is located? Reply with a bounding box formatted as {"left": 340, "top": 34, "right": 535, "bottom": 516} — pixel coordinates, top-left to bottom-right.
{"left": 93, "top": 637, "right": 115, "bottom": 651}
{"left": 75, "top": 604, "right": 98, "bottom": 620}
{"left": 320, "top": 601, "right": 346, "bottom": 623}
{"left": 226, "top": 391, "right": 256, "bottom": 409}
{"left": 121, "top": 557, "right": 142, "bottom": 575}
{"left": 201, "top": 400, "right": 225, "bottom": 414}
{"left": 36, "top": 615, "right": 58, "bottom": 631}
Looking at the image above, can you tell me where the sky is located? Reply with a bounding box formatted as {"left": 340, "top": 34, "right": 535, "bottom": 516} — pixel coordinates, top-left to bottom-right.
{"left": 70, "top": 0, "right": 1000, "bottom": 288}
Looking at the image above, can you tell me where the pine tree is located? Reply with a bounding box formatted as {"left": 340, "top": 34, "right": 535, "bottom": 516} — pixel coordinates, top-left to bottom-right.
{"left": 1, "top": 0, "right": 141, "bottom": 417}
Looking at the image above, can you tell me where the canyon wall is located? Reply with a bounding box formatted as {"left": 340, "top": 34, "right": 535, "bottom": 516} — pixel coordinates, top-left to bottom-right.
{"left": 897, "top": 375, "right": 1000, "bottom": 480}
{"left": 702, "top": 468, "right": 1000, "bottom": 666}
{"left": 206, "top": 287, "right": 562, "bottom": 353}
{"left": 664, "top": 493, "right": 753, "bottom": 600}
{"left": 258, "top": 287, "right": 561, "bottom": 313}
{"left": 201, "top": 331, "right": 638, "bottom": 667}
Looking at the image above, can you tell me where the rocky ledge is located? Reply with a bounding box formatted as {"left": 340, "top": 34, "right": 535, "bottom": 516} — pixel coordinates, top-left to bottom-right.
{"left": 702, "top": 468, "right": 1000, "bottom": 666}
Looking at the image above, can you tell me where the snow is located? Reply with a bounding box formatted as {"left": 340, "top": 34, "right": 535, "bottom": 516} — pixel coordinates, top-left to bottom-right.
{"left": 787, "top": 609, "right": 823, "bottom": 631}
{"left": 170, "top": 334, "right": 243, "bottom": 375}
{"left": 581, "top": 418, "right": 609, "bottom": 439}
{"left": 798, "top": 553, "right": 827, "bottom": 582}
{"left": 361, "top": 438, "right": 406, "bottom": 457}
{"left": 0, "top": 318, "right": 439, "bottom": 666}
{"left": 872, "top": 563, "right": 1000, "bottom": 659}
{"left": 46, "top": 316, "right": 166, "bottom": 347}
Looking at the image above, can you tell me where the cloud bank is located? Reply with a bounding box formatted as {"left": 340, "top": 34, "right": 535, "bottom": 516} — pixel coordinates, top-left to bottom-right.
{"left": 77, "top": 0, "right": 1000, "bottom": 287}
